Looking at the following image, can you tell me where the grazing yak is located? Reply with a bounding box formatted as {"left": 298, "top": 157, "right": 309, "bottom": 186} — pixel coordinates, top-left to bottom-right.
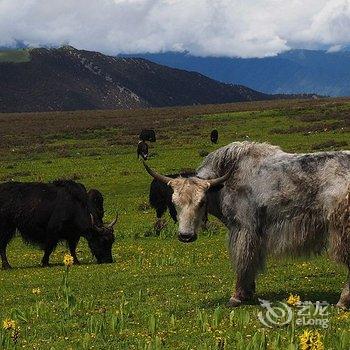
{"left": 149, "top": 171, "right": 195, "bottom": 223}
{"left": 143, "top": 141, "right": 350, "bottom": 309}
{"left": 139, "top": 129, "right": 156, "bottom": 142}
{"left": 137, "top": 140, "right": 149, "bottom": 160}
{"left": 210, "top": 129, "right": 219, "bottom": 144}
{"left": 0, "top": 180, "right": 118, "bottom": 269}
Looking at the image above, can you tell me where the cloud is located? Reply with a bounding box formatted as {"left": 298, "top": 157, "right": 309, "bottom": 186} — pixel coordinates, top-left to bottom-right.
{"left": 327, "top": 44, "right": 343, "bottom": 53}
{"left": 0, "top": 0, "right": 350, "bottom": 57}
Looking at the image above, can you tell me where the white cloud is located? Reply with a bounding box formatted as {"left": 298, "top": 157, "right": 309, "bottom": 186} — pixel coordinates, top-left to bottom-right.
{"left": 327, "top": 44, "right": 343, "bottom": 53}
{"left": 0, "top": 0, "right": 350, "bottom": 57}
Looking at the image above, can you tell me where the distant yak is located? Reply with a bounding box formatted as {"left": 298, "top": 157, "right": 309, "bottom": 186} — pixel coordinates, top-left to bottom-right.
{"left": 139, "top": 129, "right": 156, "bottom": 142}
{"left": 210, "top": 129, "right": 219, "bottom": 144}
{"left": 137, "top": 140, "right": 149, "bottom": 160}
{"left": 0, "top": 180, "right": 118, "bottom": 269}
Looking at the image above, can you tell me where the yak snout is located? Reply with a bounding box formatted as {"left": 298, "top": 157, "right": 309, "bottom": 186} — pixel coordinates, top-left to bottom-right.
{"left": 178, "top": 232, "right": 198, "bottom": 243}
{"left": 96, "top": 251, "right": 114, "bottom": 264}
{"left": 87, "top": 228, "right": 115, "bottom": 264}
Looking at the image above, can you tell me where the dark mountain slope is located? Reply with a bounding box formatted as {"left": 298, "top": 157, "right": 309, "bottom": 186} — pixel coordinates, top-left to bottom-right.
{"left": 0, "top": 46, "right": 271, "bottom": 113}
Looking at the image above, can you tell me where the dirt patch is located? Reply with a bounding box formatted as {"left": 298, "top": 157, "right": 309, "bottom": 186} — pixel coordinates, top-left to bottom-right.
{"left": 312, "top": 140, "right": 348, "bottom": 151}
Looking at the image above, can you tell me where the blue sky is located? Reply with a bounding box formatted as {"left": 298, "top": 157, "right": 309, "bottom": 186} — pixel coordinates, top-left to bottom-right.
{"left": 1, "top": 0, "right": 350, "bottom": 57}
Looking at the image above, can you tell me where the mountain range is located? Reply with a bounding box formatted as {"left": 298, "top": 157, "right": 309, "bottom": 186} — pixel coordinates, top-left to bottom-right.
{"left": 125, "top": 49, "right": 350, "bottom": 97}
{"left": 0, "top": 46, "right": 272, "bottom": 113}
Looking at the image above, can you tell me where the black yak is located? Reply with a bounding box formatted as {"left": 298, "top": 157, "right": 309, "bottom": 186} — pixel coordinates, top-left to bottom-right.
{"left": 137, "top": 141, "right": 149, "bottom": 160}
{"left": 0, "top": 180, "right": 118, "bottom": 269}
{"left": 210, "top": 129, "right": 218, "bottom": 144}
{"left": 143, "top": 141, "right": 350, "bottom": 309}
{"left": 149, "top": 171, "right": 195, "bottom": 223}
{"left": 139, "top": 129, "right": 156, "bottom": 142}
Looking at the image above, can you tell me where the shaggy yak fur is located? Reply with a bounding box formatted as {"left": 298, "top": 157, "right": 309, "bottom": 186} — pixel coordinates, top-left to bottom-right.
{"left": 146, "top": 141, "right": 350, "bottom": 309}
{"left": 0, "top": 180, "right": 116, "bottom": 268}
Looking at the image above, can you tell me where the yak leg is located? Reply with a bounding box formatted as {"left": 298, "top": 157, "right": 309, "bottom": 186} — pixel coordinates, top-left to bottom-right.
{"left": 68, "top": 238, "right": 80, "bottom": 264}
{"left": 228, "top": 228, "right": 265, "bottom": 307}
{"left": 0, "top": 242, "right": 11, "bottom": 270}
{"left": 156, "top": 203, "right": 167, "bottom": 220}
{"left": 201, "top": 212, "right": 208, "bottom": 230}
{"left": 43, "top": 209, "right": 68, "bottom": 267}
{"left": 0, "top": 226, "right": 15, "bottom": 269}
{"left": 41, "top": 239, "right": 58, "bottom": 267}
{"left": 337, "top": 270, "right": 350, "bottom": 310}
{"left": 229, "top": 269, "right": 258, "bottom": 307}
{"left": 168, "top": 203, "right": 178, "bottom": 223}
{"left": 153, "top": 203, "right": 168, "bottom": 232}
{"left": 329, "top": 190, "right": 350, "bottom": 309}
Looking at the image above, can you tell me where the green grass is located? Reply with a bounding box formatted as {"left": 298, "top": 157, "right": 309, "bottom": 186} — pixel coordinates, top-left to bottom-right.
{"left": 1, "top": 99, "right": 350, "bottom": 349}
{"left": 0, "top": 49, "right": 30, "bottom": 63}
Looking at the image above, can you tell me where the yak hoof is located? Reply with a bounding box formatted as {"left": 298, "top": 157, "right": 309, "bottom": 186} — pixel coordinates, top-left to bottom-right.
{"left": 2, "top": 264, "right": 11, "bottom": 270}
{"left": 41, "top": 262, "right": 50, "bottom": 268}
{"left": 336, "top": 300, "right": 350, "bottom": 310}
{"left": 154, "top": 219, "right": 167, "bottom": 232}
{"left": 227, "top": 297, "right": 242, "bottom": 307}
{"left": 336, "top": 287, "right": 350, "bottom": 310}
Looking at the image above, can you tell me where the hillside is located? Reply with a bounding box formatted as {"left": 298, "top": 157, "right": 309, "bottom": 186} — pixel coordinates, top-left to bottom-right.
{"left": 127, "top": 49, "right": 350, "bottom": 97}
{"left": 0, "top": 47, "right": 271, "bottom": 113}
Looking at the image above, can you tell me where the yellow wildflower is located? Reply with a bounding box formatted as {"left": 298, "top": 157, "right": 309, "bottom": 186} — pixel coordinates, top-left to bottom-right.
{"left": 299, "top": 330, "right": 324, "bottom": 350}
{"left": 32, "top": 287, "right": 41, "bottom": 295}
{"left": 63, "top": 254, "right": 74, "bottom": 267}
{"left": 287, "top": 293, "right": 301, "bottom": 306}
{"left": 337, "top": 312, "right": 350, "bottom": 320}
{"left": 3, "top": 319, "right": 16, "bottom": 330}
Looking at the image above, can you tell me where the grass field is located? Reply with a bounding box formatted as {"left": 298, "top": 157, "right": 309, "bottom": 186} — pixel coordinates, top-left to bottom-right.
{"left": 1, "top": 98, "right": 350, "bottom": 349}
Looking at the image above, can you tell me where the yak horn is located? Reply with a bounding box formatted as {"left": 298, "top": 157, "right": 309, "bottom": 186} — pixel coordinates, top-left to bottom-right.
{"left": 90, "top": 213, "right": 95, "bottom": 226}
{"left": 207, "top": 169, "right": 232, "bottom": 187}
{"left": 107, "top": 213, "right": 118, "bottom": 228}
{"left": 142, "top": 160, "right": 173, "bottom": 185}
{"left": 90, "top": 213, "right": 105, "bottom": 232}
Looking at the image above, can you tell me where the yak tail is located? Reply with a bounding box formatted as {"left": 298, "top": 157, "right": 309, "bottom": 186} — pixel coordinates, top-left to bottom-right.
{"left": 329, "top": 190, "right": 350, "bottom": 266}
